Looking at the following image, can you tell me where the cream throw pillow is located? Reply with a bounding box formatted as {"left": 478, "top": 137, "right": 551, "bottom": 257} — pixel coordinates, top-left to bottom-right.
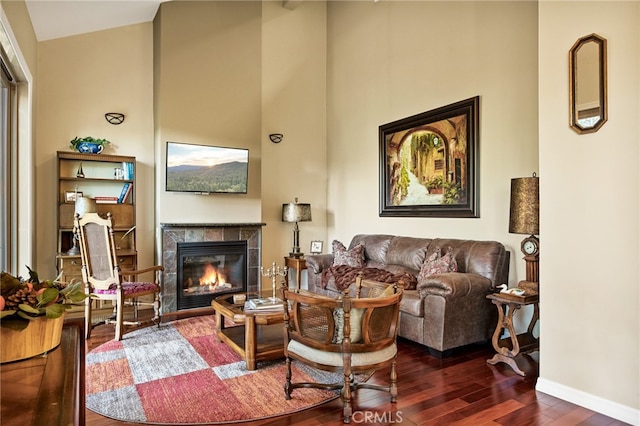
{"left": 332, "top": 284, "right": 396, "bottom": 344}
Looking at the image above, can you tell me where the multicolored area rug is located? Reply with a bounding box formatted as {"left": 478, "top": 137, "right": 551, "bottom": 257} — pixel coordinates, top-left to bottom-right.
{"left": 86, "top": 315, "right": 353, "bottom": 424}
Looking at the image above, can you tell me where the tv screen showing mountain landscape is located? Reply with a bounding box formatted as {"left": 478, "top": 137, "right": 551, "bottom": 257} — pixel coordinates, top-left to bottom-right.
{"left": 166, "top": 142, "right": 249, "bottom": 193}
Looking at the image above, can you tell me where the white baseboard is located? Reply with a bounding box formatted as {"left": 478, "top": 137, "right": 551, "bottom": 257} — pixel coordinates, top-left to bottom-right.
{"left": 536, "top": 378, "right": 639, "bottom": 425}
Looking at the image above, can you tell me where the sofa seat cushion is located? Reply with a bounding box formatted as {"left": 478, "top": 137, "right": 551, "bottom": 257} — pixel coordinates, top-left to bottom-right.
{"left": 398, "top": 290, "right": 423, "bottom": 317}
{"left": 321, "top": 265, "right": 418, "bottom": 291}
{"left": 382, "top": 264, "right": 420, "bottom": 280}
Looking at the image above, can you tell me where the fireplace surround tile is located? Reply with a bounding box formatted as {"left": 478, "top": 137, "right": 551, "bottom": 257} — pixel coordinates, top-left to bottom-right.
{"left": 160, "top": 223, "right": 265, "bottom": 312}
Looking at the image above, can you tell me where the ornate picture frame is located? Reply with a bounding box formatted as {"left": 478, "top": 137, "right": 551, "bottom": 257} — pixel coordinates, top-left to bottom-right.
{"left": 379, "top": 96, "right": 480, "bottom": 218}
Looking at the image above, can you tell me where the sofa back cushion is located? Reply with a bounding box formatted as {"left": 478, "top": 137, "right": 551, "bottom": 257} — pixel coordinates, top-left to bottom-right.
{"left": 349, "top": 234, "right": 393, "bottom": 264}
{"left": 430, "top": 238, "right": 507, "bottom": 286}
{"left": 386, "top": 236, "right": 431, "bottom": 270}
{"left": 347, "top": 235, "right": 508, "bottom": 290}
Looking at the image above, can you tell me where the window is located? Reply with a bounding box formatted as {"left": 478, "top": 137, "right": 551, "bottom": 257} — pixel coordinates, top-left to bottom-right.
{"left": 1, "top": 52, "right": 16, "bottom": 272}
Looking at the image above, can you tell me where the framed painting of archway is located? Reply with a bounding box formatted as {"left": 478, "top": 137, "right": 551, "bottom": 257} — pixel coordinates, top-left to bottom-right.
{"left": 379, "top": 96, "right": 479, "bottom": 218}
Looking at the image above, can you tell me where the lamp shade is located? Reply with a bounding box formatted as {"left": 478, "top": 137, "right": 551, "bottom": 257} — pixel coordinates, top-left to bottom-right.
{"left": 509, "top": 176, "right": 539, "bottom": 235}
{"left": 282, "top": 201, "right": 312, "bottom": 223}
{"left": 75, "top": 196, "right": 97, "bottom": 218}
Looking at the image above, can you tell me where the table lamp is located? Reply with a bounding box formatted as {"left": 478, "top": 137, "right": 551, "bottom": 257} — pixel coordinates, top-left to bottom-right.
{"left": 66, "top": 196, "right": 97, "bottom": 255}
{"left": 509, "top": 173, "right": 539, "bottom": 294}
{"left": 282, "top": 198, "right": 312, "bottom": 258}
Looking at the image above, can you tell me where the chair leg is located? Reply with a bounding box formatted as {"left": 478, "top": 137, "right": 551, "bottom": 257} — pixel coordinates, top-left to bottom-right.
{"left": 390, "top": 357, "right": 398, "bottom": 403}
{"left": 133, "top": 298, "right": 139, "bottom": 320}
{"left": 115, "top": 290, "right": 124, "bottom": 341}
{"left": 342, "top": 353, "right": 353, "bottom": 423}
{"left": 284, "top": 357, "right": 293, "bottom": 400}
{"left": 342, "top": 370, "right": 353, "bottom": 423}
{"left": 152, "top": 292, "right": 161, "bottom": 326}
{"left": 85, "top": 297, "right": 92, "bottom": 339}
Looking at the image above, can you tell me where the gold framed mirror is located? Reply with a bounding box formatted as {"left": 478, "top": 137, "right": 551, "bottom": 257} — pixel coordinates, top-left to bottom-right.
{"left": 569, "top": 33, "right": 607, "bottom": 134}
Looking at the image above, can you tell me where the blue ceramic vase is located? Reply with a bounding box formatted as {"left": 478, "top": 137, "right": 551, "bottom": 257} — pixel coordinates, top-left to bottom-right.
{"left": 75, "top": 142, "right": 104, "bottom": 154}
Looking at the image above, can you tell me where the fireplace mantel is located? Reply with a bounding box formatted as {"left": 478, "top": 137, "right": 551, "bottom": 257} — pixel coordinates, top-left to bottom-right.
{"left": 160, "top": 223, "right": 265, "bottom": 312}
{"left": 161, "top": 223, "right": 266, "bottom": 228}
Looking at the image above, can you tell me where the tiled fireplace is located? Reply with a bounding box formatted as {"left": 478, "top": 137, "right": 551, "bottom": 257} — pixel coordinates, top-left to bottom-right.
{"left": 160, "top": 223, "right": 264, "bottom": 312}
{"left": 176, "top": 240, "right": 247, "bottom": 310}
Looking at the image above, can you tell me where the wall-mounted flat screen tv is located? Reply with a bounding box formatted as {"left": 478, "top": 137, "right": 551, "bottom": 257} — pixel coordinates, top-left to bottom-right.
{"left": 166, "top": 141, "right": 249, "bottom": 194}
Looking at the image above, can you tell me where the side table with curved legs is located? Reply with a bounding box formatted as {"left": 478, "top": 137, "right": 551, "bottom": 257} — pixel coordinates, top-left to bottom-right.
{"left": 486, "top": 292, "right": 539, "bottom": 376}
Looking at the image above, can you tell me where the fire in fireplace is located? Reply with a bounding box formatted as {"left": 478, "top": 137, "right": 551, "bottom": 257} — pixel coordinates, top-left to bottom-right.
{"left": 177, "top": 241, "right": 247, "bottom": 310}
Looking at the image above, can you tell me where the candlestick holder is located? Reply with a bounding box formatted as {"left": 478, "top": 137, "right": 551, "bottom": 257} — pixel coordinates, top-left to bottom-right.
{"left": 260, "top": 262, "right": 288, "bottom": 301}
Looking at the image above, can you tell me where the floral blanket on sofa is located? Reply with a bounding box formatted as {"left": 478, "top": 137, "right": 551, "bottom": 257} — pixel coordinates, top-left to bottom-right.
{"left": 321, "top": 264, "right": 417, "bottom": 291}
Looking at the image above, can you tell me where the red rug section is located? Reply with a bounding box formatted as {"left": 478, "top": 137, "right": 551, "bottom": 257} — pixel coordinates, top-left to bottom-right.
{"left": 86, "top": 315, "right": 340, "bottom": 424}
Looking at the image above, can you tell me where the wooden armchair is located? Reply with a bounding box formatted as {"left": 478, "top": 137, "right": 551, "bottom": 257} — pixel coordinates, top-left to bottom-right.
{"left": 281, "top": 274, "right": 403, "bottom": 423}
{"left": 75, "top": 212, "right": 163, "bottom": 341}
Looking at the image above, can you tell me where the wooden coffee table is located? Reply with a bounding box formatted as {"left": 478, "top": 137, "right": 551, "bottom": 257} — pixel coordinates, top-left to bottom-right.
{"left": 211, "top": 292, "right": 285, "bottom": 370}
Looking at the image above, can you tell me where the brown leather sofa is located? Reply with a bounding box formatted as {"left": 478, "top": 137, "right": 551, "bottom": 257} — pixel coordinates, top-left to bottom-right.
{"left": 305, "top": 234, "right": 510, "bottom": 356}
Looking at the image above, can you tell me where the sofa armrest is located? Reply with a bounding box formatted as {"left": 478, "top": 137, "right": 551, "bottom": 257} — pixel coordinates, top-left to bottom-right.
{"left": 305, "top": 254, "right": 334, "bottom": 274}
{"left": 416, "top": 272, "right": 492, "bottom": 299}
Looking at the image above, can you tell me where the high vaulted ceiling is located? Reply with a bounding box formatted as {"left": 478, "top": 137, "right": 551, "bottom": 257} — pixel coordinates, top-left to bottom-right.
{"left": 25, "top": 0, "right": 166, "bottom": 41}
{"left": 24, "top": 0, "right": 304, "bottom": 42}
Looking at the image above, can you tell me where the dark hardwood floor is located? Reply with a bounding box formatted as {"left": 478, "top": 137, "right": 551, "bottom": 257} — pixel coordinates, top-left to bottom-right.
{"left": 85, "top": 310, "right": 628, "bottom": 426}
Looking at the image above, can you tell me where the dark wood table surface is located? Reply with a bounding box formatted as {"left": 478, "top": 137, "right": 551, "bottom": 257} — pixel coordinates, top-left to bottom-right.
{"left": 1, "top": 317, "right": 85, "bottom": 426}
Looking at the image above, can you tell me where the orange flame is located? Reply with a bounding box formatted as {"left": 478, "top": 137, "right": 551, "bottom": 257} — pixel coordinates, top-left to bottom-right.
{"left": 198, "top": 264, "right": 227, "bottom": 287}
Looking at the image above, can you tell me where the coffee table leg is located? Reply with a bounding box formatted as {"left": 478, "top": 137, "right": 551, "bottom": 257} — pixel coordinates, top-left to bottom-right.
{"left": 215, "top": 310, "right": 223, "bottom": 341}
{"left": 245, "top": 317, "right": 256, "bottom": 370}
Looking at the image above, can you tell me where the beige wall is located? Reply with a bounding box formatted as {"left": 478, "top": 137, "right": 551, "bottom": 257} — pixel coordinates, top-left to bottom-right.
{"left": 35, "top": 23, "right": 155, "bottom": 275}
{"left": 260, "top": 1, "right": 327, "bottom": 270}
{"left": 538, "top": 1, "right": 640, "bottom": 422}
{"left": 3, "top": 0, "right": 639, "bottom": 423}
{"left": 326, "top": 1, "right": 539, "bottom": 284}
{"left": 154, "top": 1, "right": 263, "bottom": 227}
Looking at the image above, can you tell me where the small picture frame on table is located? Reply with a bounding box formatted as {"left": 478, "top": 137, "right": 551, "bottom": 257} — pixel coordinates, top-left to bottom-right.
{"left": 310, "top": 240, "right": 323, "bottom": 254}
{"left": 65, "top": 191, "right": 81, "bottom": 203}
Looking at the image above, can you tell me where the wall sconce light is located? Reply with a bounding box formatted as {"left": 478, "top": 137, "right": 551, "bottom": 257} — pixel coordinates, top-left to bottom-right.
{"left": 269, "top": 133, "right": 283, "bottom": 144}
{"left": 105, "top": 112, "right": 125, "bottom": 125}
{"left": 282, "top": 197, "right": 312, "bottom": 258}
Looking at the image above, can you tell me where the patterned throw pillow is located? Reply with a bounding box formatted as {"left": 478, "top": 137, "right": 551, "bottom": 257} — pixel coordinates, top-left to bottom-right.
{"left": 441, "top": 246, "right": 458, "bottom": 273}
{"left": 332, "top": 307, "right": 364, "bottom": 344}
{"left": 417, "top": 246, "right": 457, "bottom": 281}
{"left": 332, "top": 240, "right": 365, "bottom": 267}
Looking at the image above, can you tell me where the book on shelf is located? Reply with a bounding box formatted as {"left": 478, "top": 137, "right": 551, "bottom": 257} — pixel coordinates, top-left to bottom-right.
{"left": 95, "top": 196, "right": 118, "bottom": 204}
{"left": 117, "top": 182, "right": 133, "bottom": 203}
{"left": 244, "top": 297, "right": 283, "bottom": 312}
{"left": 121, "top": 161, "right": 134, "bottom": 180}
